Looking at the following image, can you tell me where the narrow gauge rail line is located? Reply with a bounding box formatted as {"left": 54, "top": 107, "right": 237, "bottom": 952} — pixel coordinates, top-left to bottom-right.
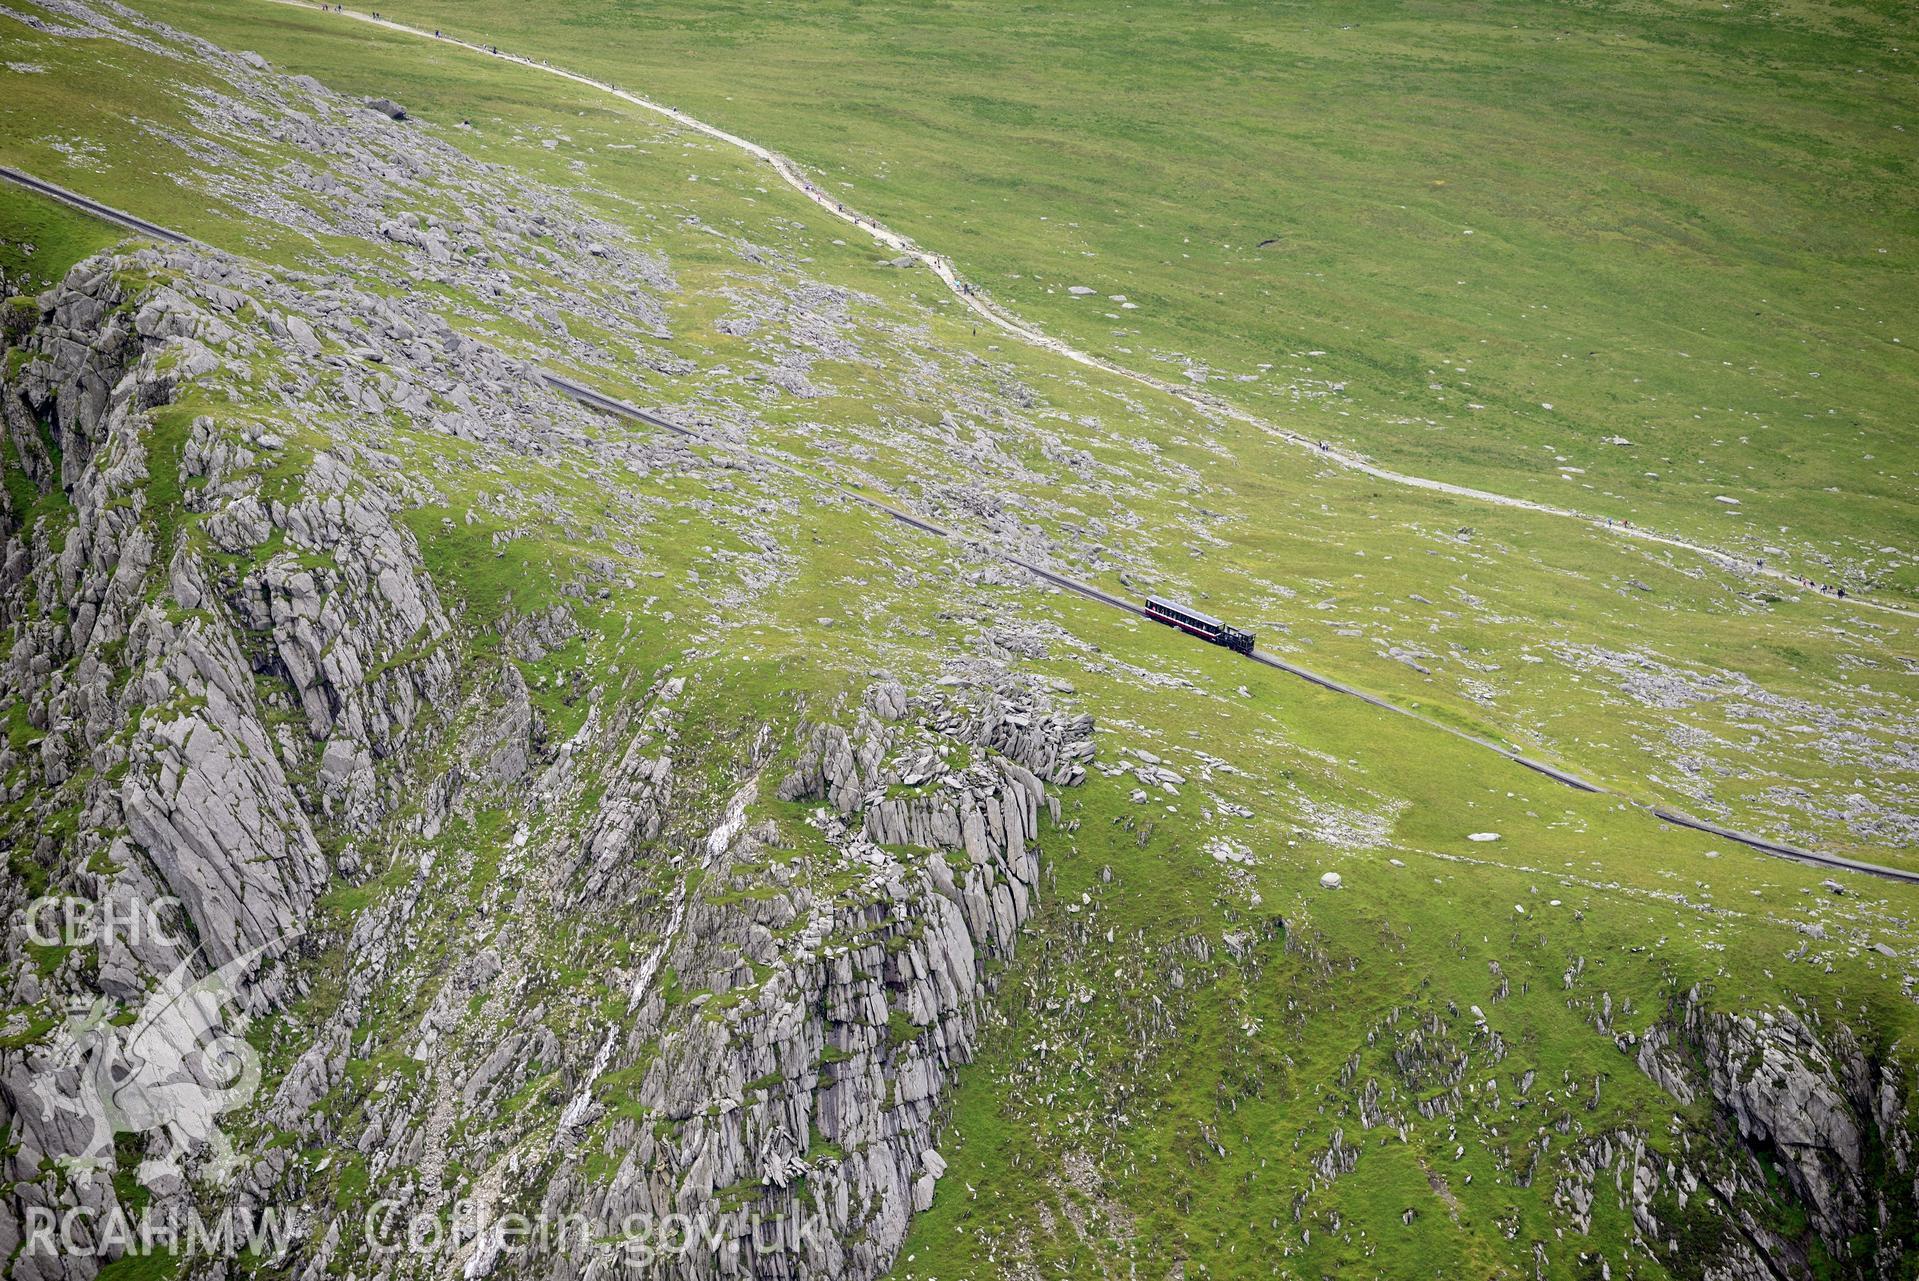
{"left": 6, "top": 165, "right": 1912, "bottom": 886}
{"left": 548, "top": 376, "right": 1918, "bottom": 885}
{"left": 0, "top": 165, "right": 194, "bottom": 245}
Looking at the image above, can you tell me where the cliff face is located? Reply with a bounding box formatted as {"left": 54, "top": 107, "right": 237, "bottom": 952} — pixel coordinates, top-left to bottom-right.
{"left": 0, "top": 245, "right": 1093, "bottom": 1280}
{"left": 0, "top": 250, "right": 457, "bottom": 1276}
{"left": 550, "top": 695, "right": 1092, "bottom": 1278}
{"left": 1623, "top": 995, "right": 1917, "bottom": 1281}
{"left": 0, "top": 256, "right": 347, "bottom": 1012}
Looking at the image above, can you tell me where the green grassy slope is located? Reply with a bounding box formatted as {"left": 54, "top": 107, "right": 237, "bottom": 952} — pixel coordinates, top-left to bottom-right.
{"left": 1, "top": 5, "right": 1914, "bottom": 1276}
{"left": 0, "top": 189, "right": 126, "bottom": 290}
{"left": 359, "top": 0, "right": 1919, "bottom": 596}
{"left": 33, "top": 0, "right": 1903, "bottom": 868}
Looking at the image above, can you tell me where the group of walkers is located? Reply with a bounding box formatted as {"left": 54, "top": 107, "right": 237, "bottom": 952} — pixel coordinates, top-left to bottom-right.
{"left": 1793, "top": 575, "right": 1849, "bottom": 599}
{"left": 1604, "top": 517, "right": 1853, "bottom": 598}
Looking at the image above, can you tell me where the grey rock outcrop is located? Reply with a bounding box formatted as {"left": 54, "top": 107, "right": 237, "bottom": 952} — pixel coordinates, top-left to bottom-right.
{"left": 547, "top": 682, "right": 1091, "bottom": 1279}
{"left": 1617, "top": 987, "right": 1916, "bottom": 1279}
{"left": 0, "top": 248, "right": 462, "bottom": 1275}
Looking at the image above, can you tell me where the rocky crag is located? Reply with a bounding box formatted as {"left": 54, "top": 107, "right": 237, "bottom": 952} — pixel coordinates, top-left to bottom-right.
{"left": 0, "top": 237, "right": 1090, "bottom": 1279}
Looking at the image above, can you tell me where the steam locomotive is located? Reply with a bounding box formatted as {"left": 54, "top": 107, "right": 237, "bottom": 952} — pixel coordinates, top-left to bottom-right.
{"left": 1143, "top": 595, "right": 1256, "bottom": 655}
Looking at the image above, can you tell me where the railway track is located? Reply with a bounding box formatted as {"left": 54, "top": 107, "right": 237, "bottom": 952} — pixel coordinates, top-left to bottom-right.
{"left": 0, "top": 165, "right": 194, "bottom": 246}
{"left": 549, "top": 375, "right": 1918, "bottom": 887}
{"left": 5, "top": 165, "right": 1913, "bottom": 887}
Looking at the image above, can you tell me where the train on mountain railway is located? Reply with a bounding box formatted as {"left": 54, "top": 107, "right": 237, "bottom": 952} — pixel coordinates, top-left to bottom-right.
{"left": 1143, "top": 595, "right": 1256, "bottom": 655}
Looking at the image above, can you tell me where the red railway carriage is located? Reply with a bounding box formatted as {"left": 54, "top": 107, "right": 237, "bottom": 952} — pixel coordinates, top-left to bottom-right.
{"left": 1143, "top": 595, "right": 1256, "bottom": 655}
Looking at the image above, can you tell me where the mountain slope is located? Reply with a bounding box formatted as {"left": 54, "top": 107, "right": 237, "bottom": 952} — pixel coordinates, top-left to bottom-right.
{"left": 0, "top": 4, "right": 1913, "bottom": 1280}
{"left": 353, "top": 0, "right": 1919, "bottom": 593}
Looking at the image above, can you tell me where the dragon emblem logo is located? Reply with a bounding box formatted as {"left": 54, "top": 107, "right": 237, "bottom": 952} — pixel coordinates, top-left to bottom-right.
{"left": 24, "top": 937, "right": 292, "bottom": 1190}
